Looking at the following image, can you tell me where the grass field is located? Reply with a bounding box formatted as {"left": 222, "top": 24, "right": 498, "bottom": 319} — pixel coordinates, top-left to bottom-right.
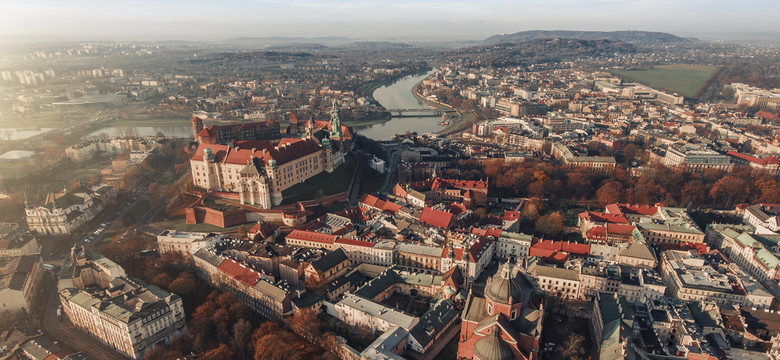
{"left": 611, "top": 64, "right": 720, "bottom": 98}
{"left": 280, "top": 157, "right": 356, "bottom": 204}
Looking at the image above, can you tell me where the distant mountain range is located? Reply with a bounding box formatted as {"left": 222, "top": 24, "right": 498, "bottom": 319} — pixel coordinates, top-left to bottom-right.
{"left": 223, "top": 37, "right": 417, "bottom": 50}
{"left": 225, "top": 36, "right": 352, "bottom": 47}
{"left": 484, "top": 30, "right": 693, "bottom": 45}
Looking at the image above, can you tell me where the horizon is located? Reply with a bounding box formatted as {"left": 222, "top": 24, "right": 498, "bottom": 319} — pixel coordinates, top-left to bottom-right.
{"left": 2, "top": 0, "right": 780, "bottom": 43}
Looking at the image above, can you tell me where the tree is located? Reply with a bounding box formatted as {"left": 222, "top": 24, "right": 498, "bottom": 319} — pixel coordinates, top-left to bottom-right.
{"left": 709, "top": 176, "right": 748, "bottom": 208}
{"left": 535, "top": 212, "right": 563, "bottom": 237}
{"left": 560, "top": 333, "right": 586, "bottom": 360}
{"left": 566, "top": 172, "right": 593, "bottom": 199}
{"left": 521, "top": 202, "right": 539, "bottom": 223}
{"left": 287, "top": 308, "right": 321, "bottom": 341}
{"left": 596, "top": 181, "right": 625, "bottom": 205}
{"left": 622, "top": 143, "right": 641, "bottom": 162}
{"left": 201, "top": 344, "right": 237, "bottom": 360}
{"left": 238, "top": 224, "right": 249, "bottom": 240}
{"left": 231, "top": 319, "right": 253, "bottom": 360}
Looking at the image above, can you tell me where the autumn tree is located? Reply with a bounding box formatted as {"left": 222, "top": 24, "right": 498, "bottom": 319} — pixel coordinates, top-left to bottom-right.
{"left": 287, "top": 308, "right": 321, "bottom": 341}
{"left": 535, "top": 212, "right": 563, "bottom": 237}
{"left": 566, "top": 172, "right": 593, "bottom": 199}
{"left": 709, "top": 176, "right": 748, "bottom": 208}
{"left": 596, "top": 181, "right": 625, "bottom": 206}
{"left": 231, "top": 319, "right": 253, "bottom": 360}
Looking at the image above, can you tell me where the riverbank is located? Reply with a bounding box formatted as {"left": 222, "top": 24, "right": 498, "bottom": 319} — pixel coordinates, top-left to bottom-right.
{"left": 437, "top": 111, "right": 477, "bottom": 136}
{"left": 343, "top": 112, "right": 392, "bottom": 127}
{"left": 411, "top": 81, "right": 453, "bottom": 111}
{"left": 349, "top": 68, "right": 434, "bottom": 128}
{"left": 409, "top": 74, "right": 476, "bottom": 136}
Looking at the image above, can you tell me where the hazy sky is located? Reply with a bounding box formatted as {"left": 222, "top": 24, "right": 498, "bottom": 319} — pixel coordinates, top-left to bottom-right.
{"left": 2, "top": 0, "right": 779, "bottom": 41}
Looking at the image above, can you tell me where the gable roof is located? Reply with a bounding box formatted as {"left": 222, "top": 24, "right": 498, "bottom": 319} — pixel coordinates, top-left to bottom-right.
{"left": 420, "top": 207, "right": 454, "bottom": 229}
{"left": 310, "top": 248, "right": 348, "bottom": 272}
{"left": 286, "top": 230, "right": 337, "bottom": 245}
{"left": 217, "top": 258, "right": 262, "bottom": 286}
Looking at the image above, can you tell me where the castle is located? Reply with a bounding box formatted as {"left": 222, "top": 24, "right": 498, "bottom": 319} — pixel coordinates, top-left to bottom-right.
{"left": 190, "top": 100, "right": 352, "bottom": 208}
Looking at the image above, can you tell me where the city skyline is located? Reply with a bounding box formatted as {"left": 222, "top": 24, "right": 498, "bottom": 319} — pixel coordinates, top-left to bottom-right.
{"left": 2, "top": 0, "right": 780, "bottom": 42}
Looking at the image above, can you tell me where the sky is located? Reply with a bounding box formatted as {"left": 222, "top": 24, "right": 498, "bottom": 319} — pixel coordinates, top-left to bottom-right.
{"left": 2, "top": 0, "right": 779, "bottom": 42}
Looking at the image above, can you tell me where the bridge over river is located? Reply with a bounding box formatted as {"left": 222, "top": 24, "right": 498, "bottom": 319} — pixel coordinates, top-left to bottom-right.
{"left": 386, "top": 108, "right": 450, "bottom": 117}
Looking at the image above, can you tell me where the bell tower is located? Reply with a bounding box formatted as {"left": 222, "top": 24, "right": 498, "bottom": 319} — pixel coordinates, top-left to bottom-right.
{"left": 329, "top": 99, "right": 342, "bottom": 140}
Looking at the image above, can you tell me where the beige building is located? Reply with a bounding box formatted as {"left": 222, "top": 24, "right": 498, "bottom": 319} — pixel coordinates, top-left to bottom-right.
{"left": 551, "top": 143, "right": 616, "bottom": 173}
{"left": 528, "top": 259, "right": 581, "bottom": 299}
{"left": 25, "top": 184, "right": 115, "bottom": 235}
{"left": 0, "top": 255, "right": 44, "bottom": 317}
{"left": 0, "top": 236, "right": 41, "bottom": 258}
{"left": 659, "top": 250, "right": 763, "bottom": 307}
{"left": 156, "top": 230, "right": 220, "bottom": 256}
{"left": 58, "top": 246, "right": 186, "bottom": 359}
{"left": 708, "top": 228, "right": 780, "bottom": 282}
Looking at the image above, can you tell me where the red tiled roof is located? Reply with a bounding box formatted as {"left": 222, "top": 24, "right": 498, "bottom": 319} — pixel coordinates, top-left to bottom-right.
{"left": 530, "top": 239, "right": 589, "bottom": 259}
{"left": 561, "top": 242, "right": 590, "bottom": 256}
{"left": 218, "top": 258, "right": 261, "bottom": 286}
{"left": 420, "top": 207, "right": 454, "bottom": 229}
{"left": 359, "top": 194, "right": 401, "bottom": 213}
{"left": 579, "top": 211, "right": 629, "bottom": 224}
{"left": 286, "top": 230, "right": 337, "bottom": 244}
{"left": 606, "top": 223, "right": 636, "bottom": 235}
{"left": 198, "top": 127, "right": 215, "bottom": 137}
{"left": 502, "top": 211, "right": 520, "bottom": 221}
{"left": 755, "top": 110, "right": 779, "bottom": 122}
{"left": 727, "top": 151, "right": 780, "bottom": 165}
{"left": 191, "top": 137, "right": 322, "bottom": 167}
{"left": 585, "top": 226, "right": 607, "bottom": 240}
{"left": 605, "top": 203, "right": 658, "bottom": 216}
{"left": 335, "top": 238, "right": 374, "bottom": 248}
{"left": 336, "top": 206, "right": 371, "bottom": 222}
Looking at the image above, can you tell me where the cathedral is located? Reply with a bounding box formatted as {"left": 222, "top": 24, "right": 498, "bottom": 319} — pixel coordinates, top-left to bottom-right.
{"left": 189, "top": 100, "right": 352, "bottom": 208}
{"left": 457, "top": 262, "right": 544, "bottom": 360}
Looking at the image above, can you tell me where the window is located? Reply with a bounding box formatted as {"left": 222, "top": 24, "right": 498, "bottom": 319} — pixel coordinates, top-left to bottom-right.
{"left": 487, "top": 303, "right": 493, "bottom": 315}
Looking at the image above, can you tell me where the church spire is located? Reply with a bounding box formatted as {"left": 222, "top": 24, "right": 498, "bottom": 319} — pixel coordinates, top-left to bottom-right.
{"left": 329, "top": 98, "right": 342, "bottom": 139}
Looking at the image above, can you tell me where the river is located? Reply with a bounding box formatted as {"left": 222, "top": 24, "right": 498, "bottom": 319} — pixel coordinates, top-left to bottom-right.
{"left": 76, "top": 71, "right": 438, "bottom": 141}
{"left": 355, "top": 70, "right": 442, "bottom": 140}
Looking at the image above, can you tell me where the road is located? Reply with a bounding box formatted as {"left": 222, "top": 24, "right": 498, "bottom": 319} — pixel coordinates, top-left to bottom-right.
{"left": 42, "top": 285, "right": 130, "bottom": 359}
{"left": 379, "top": 144, "right": 403, "bottom": 195}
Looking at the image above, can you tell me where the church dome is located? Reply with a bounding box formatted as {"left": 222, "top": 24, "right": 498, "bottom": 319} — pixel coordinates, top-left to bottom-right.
{"left": 473, "top": 325, "right": 514, "bottom": 360}
{"left": 485, "top": 262, "right": 523, "bottom": 305}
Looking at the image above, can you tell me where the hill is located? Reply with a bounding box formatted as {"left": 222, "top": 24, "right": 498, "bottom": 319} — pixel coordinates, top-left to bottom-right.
{"left": 484, "top": 30, "right": 691, "bottom": 45}
{"left": 447, "top": 38, "right": 636, "bottom": 68}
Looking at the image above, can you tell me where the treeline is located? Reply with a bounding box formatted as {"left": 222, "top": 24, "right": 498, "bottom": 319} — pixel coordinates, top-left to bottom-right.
{"left": 137, "top": 253, "right": 338, "bottom": 360}
{"left": 696, "top": 59, "right": 780, "bottom": 101}
{"left": 459, "top": 158, "right": 779, "bottom": 210}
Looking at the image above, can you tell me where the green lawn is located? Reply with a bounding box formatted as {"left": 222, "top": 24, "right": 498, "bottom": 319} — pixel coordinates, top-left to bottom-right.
{"left": 280, "top": 157, "right": 356, "bottom": 204}
{"left": 611, "top": 64, "right": 720, "bottom": 98}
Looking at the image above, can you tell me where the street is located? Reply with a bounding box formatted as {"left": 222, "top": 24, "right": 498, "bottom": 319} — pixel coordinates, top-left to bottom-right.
{"left": 379, "top": 143, "right": 403, "bottom": 195}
